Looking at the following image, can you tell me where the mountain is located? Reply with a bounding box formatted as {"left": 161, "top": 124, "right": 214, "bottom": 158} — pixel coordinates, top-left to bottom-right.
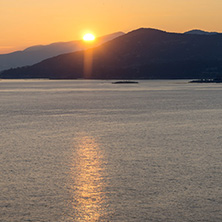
{"left": 2, "top": 28, "right": 222, "bottom": 79}
{"left": 184, "top": 29, "right": 219, "bottom": 35}
{"left": 0, "top": 32, "right": 124, "bottom": 72}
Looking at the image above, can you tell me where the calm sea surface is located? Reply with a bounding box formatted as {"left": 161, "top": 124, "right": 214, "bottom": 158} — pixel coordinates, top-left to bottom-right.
{"left": 0, "top": 80, "right": 222, "bottom": 222}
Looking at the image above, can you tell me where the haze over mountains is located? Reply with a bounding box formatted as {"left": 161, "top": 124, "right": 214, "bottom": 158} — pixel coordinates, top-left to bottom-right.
{"left": 1, "top": 28, "right": 222, "bottom": 79}
{"left": 0, "top": 32, "right": 124, "bottom": 72}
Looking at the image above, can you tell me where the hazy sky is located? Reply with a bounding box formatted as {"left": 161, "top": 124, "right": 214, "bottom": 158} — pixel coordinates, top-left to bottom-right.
{"left": 1, "top": 0, "right": 222, "bottom": 53}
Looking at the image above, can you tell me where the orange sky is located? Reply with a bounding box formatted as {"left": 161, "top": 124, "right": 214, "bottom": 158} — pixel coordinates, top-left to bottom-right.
{"left": 1, "top": 0, "right": 222, "bottom": 53}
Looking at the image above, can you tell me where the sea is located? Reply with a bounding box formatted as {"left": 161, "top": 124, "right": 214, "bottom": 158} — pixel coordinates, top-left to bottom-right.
{"left": 0, "top": 80, "right": 222, "bottom": 222}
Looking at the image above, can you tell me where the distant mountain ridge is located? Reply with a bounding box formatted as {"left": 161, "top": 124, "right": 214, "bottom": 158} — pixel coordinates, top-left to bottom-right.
{"left": 184, "top": 29, "right": 220, "bottom": 35}
{"left": 0, "top": 32, "right": 124, "bottom": 71}
{"left": 2, "top": 28, "right": 222, "bottom": 80}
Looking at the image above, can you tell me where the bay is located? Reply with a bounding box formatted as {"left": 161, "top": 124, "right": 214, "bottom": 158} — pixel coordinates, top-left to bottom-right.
{"left": 0, "top": 80, "right": 222, "bottom": 221}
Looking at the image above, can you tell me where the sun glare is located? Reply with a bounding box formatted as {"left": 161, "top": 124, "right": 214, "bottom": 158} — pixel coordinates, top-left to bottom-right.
{"left": 83, "top": 33, "right": 95, "bottom": 42}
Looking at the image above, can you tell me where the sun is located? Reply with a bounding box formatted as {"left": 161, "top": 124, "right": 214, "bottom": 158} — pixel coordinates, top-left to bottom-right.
{"left": 83, "top": 33, "right": 95, "bottom": 42}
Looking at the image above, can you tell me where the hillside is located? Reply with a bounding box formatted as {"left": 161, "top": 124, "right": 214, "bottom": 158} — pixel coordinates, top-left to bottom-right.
{"left": 0, "top": 32, "right": 124, "bottom": 72}
{"left": 1, "top": 28, "right": 222, "bottom": 79}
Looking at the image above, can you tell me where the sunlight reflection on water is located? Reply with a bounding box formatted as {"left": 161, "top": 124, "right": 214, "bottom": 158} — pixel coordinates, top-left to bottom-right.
{"left": 70, "top": 135, "right": 108, "bottom": 221}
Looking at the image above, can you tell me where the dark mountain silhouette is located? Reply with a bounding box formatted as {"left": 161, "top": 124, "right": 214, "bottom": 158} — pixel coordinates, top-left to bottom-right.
{"left": 184, "top": 29, "right": 219, "bottom": 35}
{"left": 2, "top": 28, "right": 222, "bottom": 79}
{"left": 0, "top": 32, "right": 124, "bottom": 72}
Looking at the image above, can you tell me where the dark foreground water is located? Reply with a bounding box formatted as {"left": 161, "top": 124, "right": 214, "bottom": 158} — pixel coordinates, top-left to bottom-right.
{"left": 0, "top": 80, "right": 222, "bottom": 222}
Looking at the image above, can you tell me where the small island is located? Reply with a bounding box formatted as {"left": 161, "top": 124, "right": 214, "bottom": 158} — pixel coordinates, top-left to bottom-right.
{"left": 189, "top": 77, "right": 222, "bottom": 83}
{"left": 112, "top": 81, "right": 139, "bottom": 84}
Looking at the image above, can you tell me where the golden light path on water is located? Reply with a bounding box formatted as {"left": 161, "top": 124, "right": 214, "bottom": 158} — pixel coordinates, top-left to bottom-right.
{"left": 70, "top": 135, "right": 108, "bottom": 221}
